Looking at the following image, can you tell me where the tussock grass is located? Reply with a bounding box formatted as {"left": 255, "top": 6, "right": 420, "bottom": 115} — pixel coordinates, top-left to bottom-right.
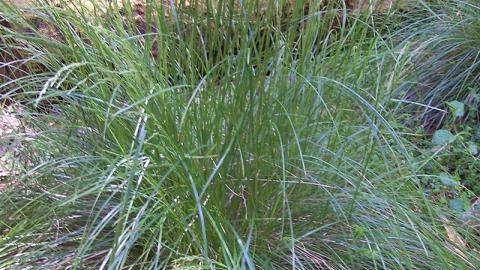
{"left": 393, "top": 0, "right": 480, "bottom": 130}
{"left": 1, "top": 0, "right": 479, "bottom": 269}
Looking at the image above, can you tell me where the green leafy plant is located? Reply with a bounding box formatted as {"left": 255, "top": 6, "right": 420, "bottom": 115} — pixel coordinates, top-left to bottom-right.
{"left": 414, "top": 94, "right": 479, "bottom": 213}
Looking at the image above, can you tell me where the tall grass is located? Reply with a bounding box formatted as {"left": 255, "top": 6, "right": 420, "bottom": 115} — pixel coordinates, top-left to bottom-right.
{"left": 1, "top": 0, "right": 479, "bottom": 269}
{"left": 393, "top": 0, "right": 480, "bottom": 130}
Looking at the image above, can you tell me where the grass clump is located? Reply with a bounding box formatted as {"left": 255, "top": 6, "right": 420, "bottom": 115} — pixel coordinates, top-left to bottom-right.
{"left": 393, "top": 0, "right": 480, "bottom": 130}
{"left": 1, "top": 0, "right": 479, "bottom": 269}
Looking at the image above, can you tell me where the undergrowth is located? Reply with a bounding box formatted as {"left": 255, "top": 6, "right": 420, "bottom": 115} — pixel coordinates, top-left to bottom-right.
{"left": 0, "top": 0, "right": 479, "bottom": 269}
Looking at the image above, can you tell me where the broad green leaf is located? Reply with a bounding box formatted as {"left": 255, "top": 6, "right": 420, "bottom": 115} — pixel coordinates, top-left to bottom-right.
{"left": 449, "top": 198, "right": 465, "bottom": 212}
{"left": 432, "top": 130, "right": 455, "bottom": 145}
{"left": 468, "top": 143, "right": 478, "bottom": 156}
{"left": 438, "top": 173, "right": 459, "bottom": 187}
{"left": 447, "top": 101, "right": 465, "bottom": 118}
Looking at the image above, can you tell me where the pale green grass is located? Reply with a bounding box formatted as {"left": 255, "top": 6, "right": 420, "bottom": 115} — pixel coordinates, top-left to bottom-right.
{"left": 0, "top": 0, "right": 479, "bottom": 269}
